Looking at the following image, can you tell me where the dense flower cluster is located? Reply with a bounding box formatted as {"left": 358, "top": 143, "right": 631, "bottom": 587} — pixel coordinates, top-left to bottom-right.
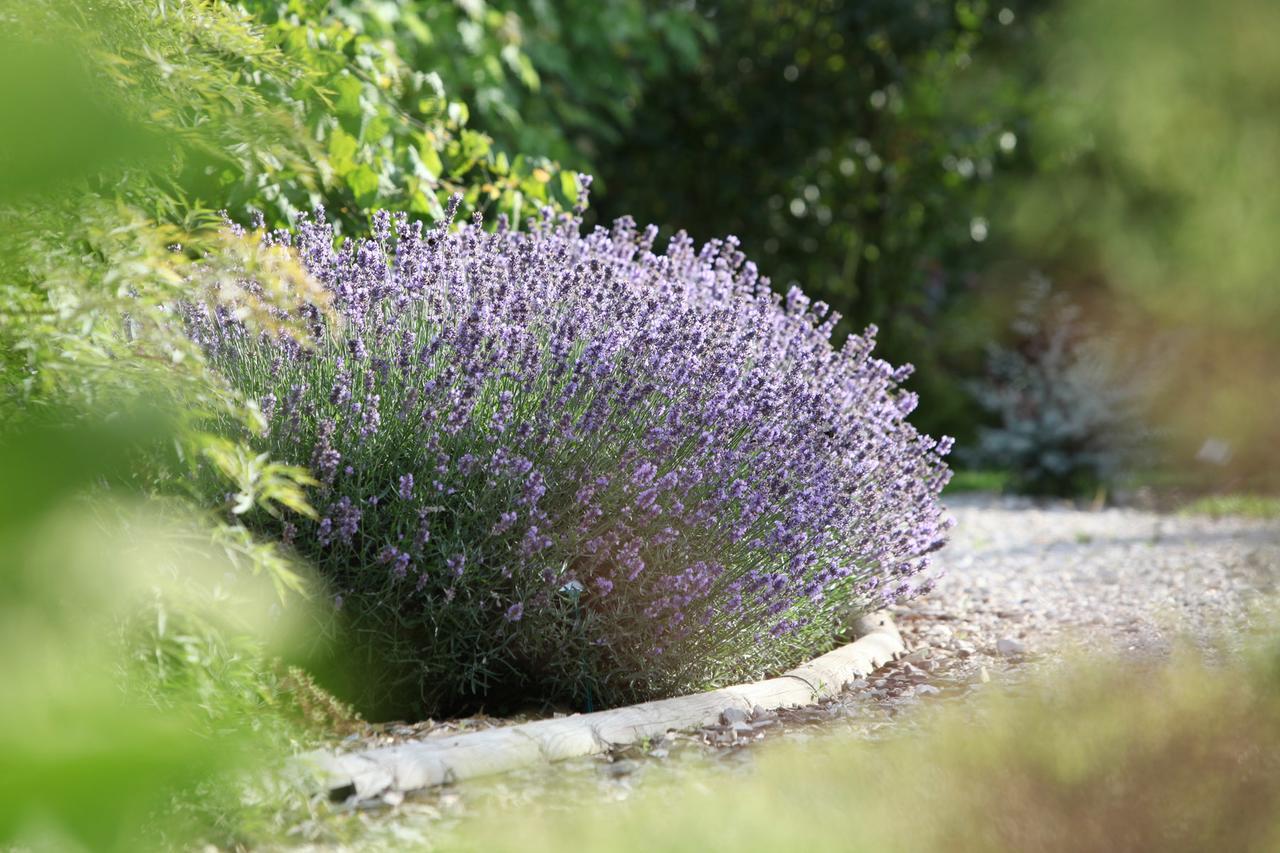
{"left": 189, "top": 191, "right": 952, "bottom": 716}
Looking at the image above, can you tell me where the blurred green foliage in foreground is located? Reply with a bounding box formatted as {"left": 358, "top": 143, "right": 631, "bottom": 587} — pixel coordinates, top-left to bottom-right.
{"left": 0, "top": 411, "right": 328, "bottom": 850}
{"left": 459, "top": 639, "right": 1280, "bottom": 853}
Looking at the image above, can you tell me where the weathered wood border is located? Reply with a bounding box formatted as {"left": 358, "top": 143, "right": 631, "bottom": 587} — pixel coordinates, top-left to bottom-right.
{"left": 309, "top": 611, "right": 903, "bottom": 800}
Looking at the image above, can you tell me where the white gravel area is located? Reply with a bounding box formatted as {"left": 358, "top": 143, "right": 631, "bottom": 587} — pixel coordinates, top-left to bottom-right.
{"left": 895, "top": 493, "right": 1280, "bottom": 683}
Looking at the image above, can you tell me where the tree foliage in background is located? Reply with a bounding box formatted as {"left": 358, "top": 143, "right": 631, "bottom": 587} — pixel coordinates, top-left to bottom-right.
{"left": 586, "top": 0, "right": 1049, "bottom": 441}
{"left": 306, "top": 0, "right": 710, "bottom": 174}
{"left": 237, "top": 0, "right": 583, "bottom": 230}
{"left": 1014, "top": 0, "right": 1280, "bottom": 487}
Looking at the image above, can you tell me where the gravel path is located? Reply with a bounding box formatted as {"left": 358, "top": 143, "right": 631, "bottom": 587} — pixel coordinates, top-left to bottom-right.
{"left": 898, "top": 494, "right": 1280, "bottom": 684}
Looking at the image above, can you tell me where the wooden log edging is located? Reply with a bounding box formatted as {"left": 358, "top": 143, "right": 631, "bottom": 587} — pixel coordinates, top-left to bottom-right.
{"left": 307, "top": 611, "right": 903, "bottom": 800}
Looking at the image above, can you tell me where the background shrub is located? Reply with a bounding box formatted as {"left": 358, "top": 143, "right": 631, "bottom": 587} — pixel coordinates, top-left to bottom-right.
{"left": 194, "top": 198, "right": 952, "bottom": 717}
{"left": 965, "top": 277, "right": 1151, "bottom": 497}
{"left": 301, "top": 0, "right": 711, "bottom": 172}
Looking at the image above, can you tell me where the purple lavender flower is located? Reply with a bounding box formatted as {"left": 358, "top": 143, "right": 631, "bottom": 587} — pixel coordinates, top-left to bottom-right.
{"left": 330, "top": 496, "right": 360, "bottom": 546}
{"left": 197, "top": 189, "right": 951, "bottom": 714}
{"left": 313, "top": 446, "right": 341, "bottom": 484}
{"left": 446, "top": 553, "right": 466, "bottom": 577}
{"left": 378, "top": 545, "right": 411, "bottom": 580}
{"left": 259, "top": 392, "right": 277, "bottom": 422}
{"left": 521, "top": 525, "right": 552, "bottom": 556}
{"left": 414, "top": 508, "right": 432, "bottom": 548}
{"left": 492, "top": 511, "right": 518, "bottom": 535}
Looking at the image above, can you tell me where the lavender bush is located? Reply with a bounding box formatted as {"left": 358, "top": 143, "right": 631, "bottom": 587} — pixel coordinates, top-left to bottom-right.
{"left": 190, "top": 189, "right": 951, "bottom": 716}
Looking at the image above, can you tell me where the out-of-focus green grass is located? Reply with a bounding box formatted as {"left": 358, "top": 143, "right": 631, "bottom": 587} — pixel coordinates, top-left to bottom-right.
{"left": 1182, "top": 494, "right": 1280, "bottom": 521}
{"left": 944, "top": 469, "right": 1011, "bottom": 494}
{"left": 455, "top": 643, "right": 1280, "bottom": 853}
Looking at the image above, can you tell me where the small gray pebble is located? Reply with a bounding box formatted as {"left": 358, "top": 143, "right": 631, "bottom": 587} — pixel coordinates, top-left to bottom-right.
{"left": 604, "top": 759, "right": 638, "bottom": 778}
{"left": 996, "top": 637, "right": 1025, "bottom": 657}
